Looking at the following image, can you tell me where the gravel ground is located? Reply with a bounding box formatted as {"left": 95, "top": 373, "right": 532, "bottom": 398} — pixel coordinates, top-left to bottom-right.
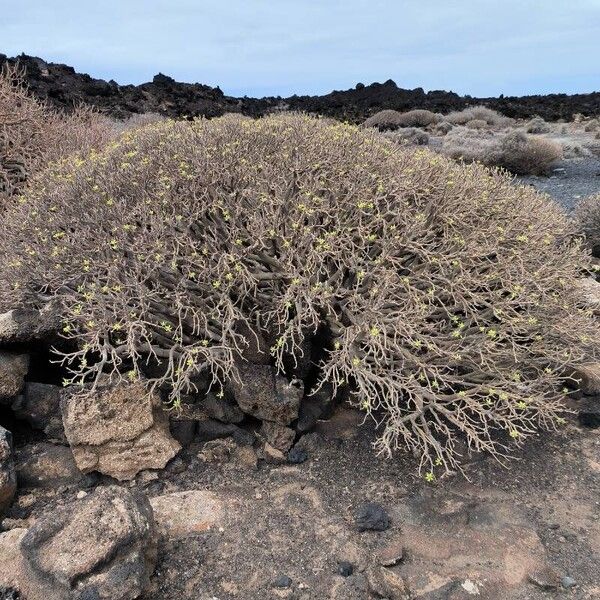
{"left": 518, "top": 157, "right": 600, "bottom": 211}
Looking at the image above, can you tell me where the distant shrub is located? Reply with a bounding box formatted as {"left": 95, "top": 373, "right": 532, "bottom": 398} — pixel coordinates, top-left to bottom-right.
{"left": 364, "top": 109, "right": 439, "bottom": 130}
{"left": 435, "top": 121, "right": 454, "bottom": 135}
{"left": 383, "top": 127, "right": 429, "bottom": 146}
{"left": 446, "top": 105, "right": 509, "bottom": 127}
{"left": 492, "top": 131, "right": 562, "bottom": 175}
{"left": 442, "top": 128, "right": 562, "bottom": 175}
{"left": 526, "top": 117, "right": 551, "bottom": 134}
{"left": 465, "top": 119, "right": 488, "bottom": 130}
{"left": 363, "top": 109, "right": 403, "bottom": 130}
{"left": 441, "top": 126, "right": 496, "bottom": 163}
{"left": 584, "top": 119, "right": 599, "bottom": 133}
{"left": 575, "top": 193, "right": 600, "bottom": 253}
{"left": 0, "top": 63, "right": 114, "bottom": 201}
{"left": 396, "top": 109, "right": 440, "bottom": 128}
{"left": 1, "top": 114, "right": 596, "bottom": 474}
{"left": 560, "top": 140, "right": 592, "bottom": 159}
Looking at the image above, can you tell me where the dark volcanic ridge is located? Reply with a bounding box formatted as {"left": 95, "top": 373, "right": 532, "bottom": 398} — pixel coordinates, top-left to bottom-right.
{"left": 2, "top": 53, "right": 600, "bottom": 122}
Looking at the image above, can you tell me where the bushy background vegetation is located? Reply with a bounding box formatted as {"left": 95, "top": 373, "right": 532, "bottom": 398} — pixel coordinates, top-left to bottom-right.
{"left": 363, "top": 107, "right": 568, "bottom": 175}
{"left": 1, "top": 113, "right": 597, "bottom": 473}
{"left": 0, "top": 64, "right": 114, "bottom": 201}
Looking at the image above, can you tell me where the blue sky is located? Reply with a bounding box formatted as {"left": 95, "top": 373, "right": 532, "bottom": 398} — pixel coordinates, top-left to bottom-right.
{"left": 2, "top": 1, "right": 599, "bottom": 97}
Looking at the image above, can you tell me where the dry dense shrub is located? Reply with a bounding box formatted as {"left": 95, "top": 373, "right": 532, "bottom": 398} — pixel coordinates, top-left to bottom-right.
{"left": 560, "top": 139, "right": 593, "bottom": 159}
{"left": 465, "top": 119, "right": 488, "bottom": 130}
{"left": 382, "top": 127, "right": 429, "bottom": 146}
{"left": 446, "top": 105, "right": 509, "bottom": 127}
{"left": 492, "top": 131, "right": 562, "bottom": 175}
{"left": 441, "top": 126, "right": 496, "bottom": 163}
{"left": 1, "top": 114, "right": 597, "bottom": 474}
{"left": 442, "top": 128, "right": 562, "bottom": 175}
{"left": 0, "top": 62, "right": 114, "bottom": 200}
{"left": 526, "top": 117, "right": 551, "bottom": 134}
{"left": 574, "top": 193, "right": 600, "bottom": 252}
{"left": 584, "top": 119, "right": 599, "bottom": 133}
{"left": 395, "top": 109, "right": 440, "bottom": 128}
{"left": 363, "top": 109, "right": 403, "bottom": 130}
{"left": 363, "top": 109, "right": 439, "bottom": 131}
{"left": 434, "top": 121, "right": 454, "bottom": 135}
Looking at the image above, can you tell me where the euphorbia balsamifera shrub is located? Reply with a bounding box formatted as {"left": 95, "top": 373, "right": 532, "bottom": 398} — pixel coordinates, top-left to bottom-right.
{"left": 1, "top": 114, "right": 598, "bottom": 475}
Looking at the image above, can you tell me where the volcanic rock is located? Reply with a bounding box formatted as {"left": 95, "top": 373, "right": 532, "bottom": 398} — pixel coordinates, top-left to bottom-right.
{"left": 20, "top": 485, "right": 157, "bottom": 600}
{"left": 61, "top": 381, "right": 180, "bottom": 480}
{"left": 0, "top": 427, "right": 16, "bottom": 515}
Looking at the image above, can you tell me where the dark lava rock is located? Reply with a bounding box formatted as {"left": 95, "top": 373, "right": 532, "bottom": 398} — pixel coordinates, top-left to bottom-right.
{"left": 355, "top": 502, "right": 391, "bottom": 532}
{"left": 0, "top": 353, "right": 28, "bottom": 402}
{"left": 287, "top": 446, "right": 308, "bottom": 464}
{"left": 232, "top": 363, "right": 302, "bottom": 425}
{"left": 296, "top": 384, "right": 336, "bottom": 433}
{"left": 260, "top": 421, "right": 295, "bottom": 453}
{"left": 337, "top": 561, "right": 354, "bottom": 577}
{"left": 0, "top": 588, "right": 20, "bottom": 600}
{"left": 195, "top": 419, "right": 237, "bottom": 442}
{"left": 202, "top": 392, "right": 244, "bottom": 424}
{"left": 2, "top": 53, "right": 600, "bottom": 123}
{"left": 273, "top": 575, "right": 292, "bottom": 588}
{"left": 14, "top": 442, "right": 85, "bottom": 489}
{"left": 0, "top": 307, "right": 59, "bottom": 347}
{"left": 0, "top": 427, "right": 16, "bottom": 516}
{"left": 232, "top": 428, "right": 255, "bottom": 447}
{"left": 11, "top": 383, "right": 65, "bottom": 441}
{"left": 169, "top": 418, "right": 197, "bottom": 446}
{"left": 577, "top": 398, "right": 600, "bottom": 428}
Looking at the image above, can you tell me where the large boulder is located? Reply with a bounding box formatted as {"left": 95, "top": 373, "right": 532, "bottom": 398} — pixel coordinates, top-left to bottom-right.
{"left": 11, "top": 383, "right": 65, "bottom": 441}
{"left": 0, "top": 528, "right": 29, "bottom": 595}
{"left": 576, "top": 278, "right": 600, "bottom": 317}
{"left": 0, "top": 306, "right": 59, "bottom": 346}
{"left": 61, "top": 381, "right": 181, "bottom": 481}
{"left": 19, "top": 485, "right": 157, "bottom": 600}
{"left": 232, "top": 363, "right": 302, "bottom": 425}
{"left": 0, "top": 427, "right": 16, "bottom": 515}
{"left": 0, "top": 352, "right": 28, "bottom": 401}
{"left": 14, "top": 442, "right": 85, "bottom": 489}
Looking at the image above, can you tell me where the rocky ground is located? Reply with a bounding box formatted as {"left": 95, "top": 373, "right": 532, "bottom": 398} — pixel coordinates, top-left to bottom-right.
{"left": 0, "top": 299, "right": 599, "bottom": 599}
{"left": 518, "top": 158, "right": 600, "bottom": 211}
{"left": 1, "top": 402, "right": 598, "bottom": 599}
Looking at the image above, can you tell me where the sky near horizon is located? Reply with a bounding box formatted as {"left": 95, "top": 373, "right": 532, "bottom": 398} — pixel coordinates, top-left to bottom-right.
{"left": 2, "top": 1, "right": 600, "bottom": 98}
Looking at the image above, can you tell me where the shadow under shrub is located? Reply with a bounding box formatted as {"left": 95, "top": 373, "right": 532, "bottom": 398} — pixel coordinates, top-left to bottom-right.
{"left": 1, "top": 114, "right": 598, "bottom": 474}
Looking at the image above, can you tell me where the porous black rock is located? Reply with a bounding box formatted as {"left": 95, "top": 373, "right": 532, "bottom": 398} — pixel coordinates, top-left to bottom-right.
{"left": 287, "top": 446, "right": 308, "bottom": 464}
{"left": 337, "top": 561, "right": 354, "bottom": 577}
{"left": 273, "top": 575, "right": 292, "bottom": 588}
{"left": 355, "top": 502, "right": 391, "bottom": 532}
